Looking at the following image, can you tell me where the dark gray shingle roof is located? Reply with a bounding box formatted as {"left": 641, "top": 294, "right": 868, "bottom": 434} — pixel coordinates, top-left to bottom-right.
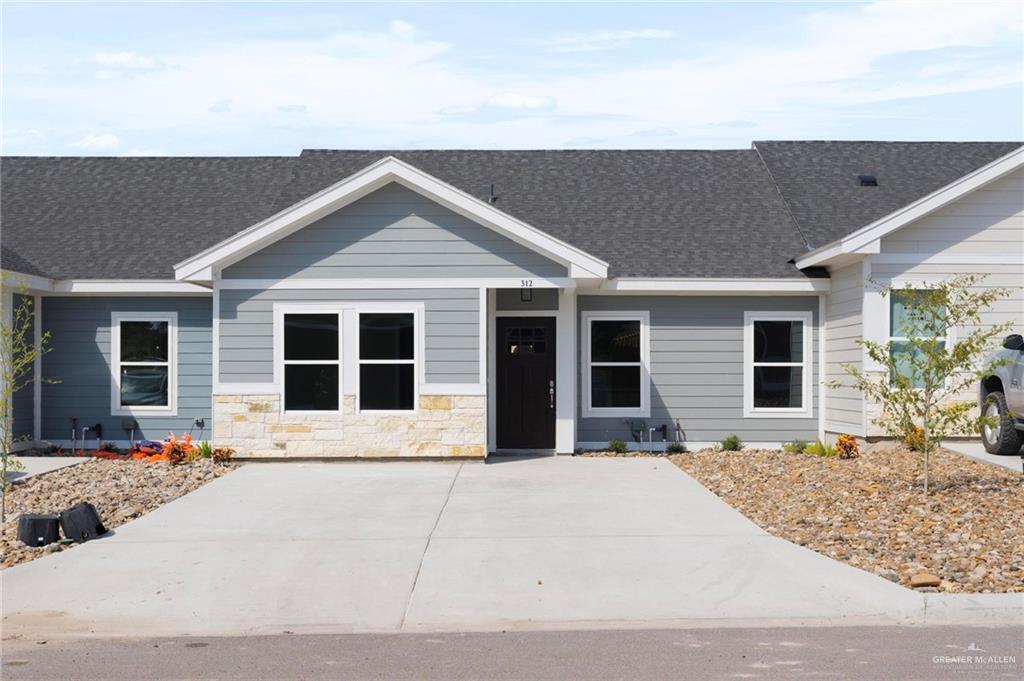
{"left": 2, "top": 143, "right": 1019, "bottom": 280}
{"left": 754, "top": 141, "right": 1022, "bottom": 249}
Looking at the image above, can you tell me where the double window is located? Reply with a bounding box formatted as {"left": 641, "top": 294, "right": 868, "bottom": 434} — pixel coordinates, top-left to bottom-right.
{"left": 111, "top": 312, "right": 177, "bottom": 415}
{"left": 889, "top": 289, "right": 946, "bottom": 388}
{"left": 582, "top": 312, "right": 650, "bottom": 417}
{"left": 744, "top": 311, "right": 812, "bottom": 418}
{"left": 278, "top": 308, "right": 418, "bottom": 413}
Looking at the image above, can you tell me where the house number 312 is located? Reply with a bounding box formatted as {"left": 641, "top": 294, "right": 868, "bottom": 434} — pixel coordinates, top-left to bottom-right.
{"left": 521, "top": 279, "right": 533, "bottom": 287}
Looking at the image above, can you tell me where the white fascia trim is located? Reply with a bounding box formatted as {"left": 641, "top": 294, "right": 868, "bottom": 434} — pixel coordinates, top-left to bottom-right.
{"left": 54, "top": 280, "right": 211, "bottom": 295}
{"left": 796, "top": 145, "right": 1024, "bottom": 269}
{"left": 174, "top": 156, "right": 609, "bottom": 282}
{"left": 2, "top": 271, "right": 213, "bottom": 296}
{"left": 219, "top": 277, "right": 575, "bottom": 290}
{"left": 599, "top": 278, "right": 831, "bottom": 294}
{"left": 1, "top": 270, "right": 54, "bottom": 292}
{"left": 743, "top": 310, "right": 814, "bottom": 419}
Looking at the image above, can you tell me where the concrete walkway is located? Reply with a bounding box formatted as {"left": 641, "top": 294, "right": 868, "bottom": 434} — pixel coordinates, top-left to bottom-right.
{"left": 944, "top": 442, "right": 1023, "bottom": 472}
{"left": 2, "top": 457, "right": 1018, "bottom": 639}
{"left": 5, "top": 456, "right": 83, "bottom": 482}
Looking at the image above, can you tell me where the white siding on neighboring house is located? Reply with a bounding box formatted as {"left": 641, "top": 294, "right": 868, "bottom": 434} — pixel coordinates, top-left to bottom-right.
{"left": 879, "top": 168, "right": 1024, "bottom": 257}
{"left": 855, "top": 167, "right": 1024, "bottom": 437}
{"left": 824, "top": 262, "right": 864, "bottom": 436}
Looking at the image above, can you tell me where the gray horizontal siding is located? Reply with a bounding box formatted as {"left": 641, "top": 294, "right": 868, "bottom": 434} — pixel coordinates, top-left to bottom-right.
{"left": 40, "top": 297, "right": 213, "bottom": 443}
{"left": 11, "top": 294, "right": 35, "bottom": 441}
{"left": 577, "top": 295, "right": 820, "bottom": 444}
{"left": 218, "top": 288, "right": 480, "bottom": 384}
{"left": 223, "top": 183, "right": 567, "bottom": 280}
{"left": 496, "top": 288, "right": 559, "bottom": 311}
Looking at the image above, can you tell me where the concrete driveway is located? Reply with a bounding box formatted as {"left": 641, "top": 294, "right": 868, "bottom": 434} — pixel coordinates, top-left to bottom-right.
{"left": 3, "top": 457, "right": 936, "bottom": 638}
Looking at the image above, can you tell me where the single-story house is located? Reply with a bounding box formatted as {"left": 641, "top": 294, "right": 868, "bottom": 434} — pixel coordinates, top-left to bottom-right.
{"left": 2, "top": 141, "right": 1022, "bottom": 457}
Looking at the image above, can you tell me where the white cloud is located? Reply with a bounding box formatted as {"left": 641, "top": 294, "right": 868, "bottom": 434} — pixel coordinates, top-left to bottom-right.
{"left": 70, "top": 133, "right": 120, "bottom": 149}
{"left": 545, "top": 29, "right": 674, "bottom": 53}
{"left": 389, "top": 20, "right": 416, "bottom": 40}
{"left": 93, "top": 51, "right": 162, "bottom": 70}
{"left": 484, "top": 93, "right": 555, "bottom": 111}
{"left": 208, "top": 99, "right": 232, "bottom": 113}
{"left": 6, "top": 4, "right": 1020, "bottom": 152}
{"left": 124, "top": 148, "right": 168, "bottom": 157}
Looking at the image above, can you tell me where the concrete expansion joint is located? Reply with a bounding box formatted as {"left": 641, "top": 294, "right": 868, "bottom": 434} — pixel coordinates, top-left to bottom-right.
{"left": 400, "top": 463, "right": 463, "bottom": 631}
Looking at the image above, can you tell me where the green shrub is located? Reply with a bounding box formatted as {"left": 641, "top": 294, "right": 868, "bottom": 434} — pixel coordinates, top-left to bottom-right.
{"left": 607, "top": 439, "right": 628, "bottom": 454}
{"left": 719, "top": 434, "right": 744, "bottom": 451}
{"left": 195, "top": 440, "right": 214, "bottom": 459}
{"left": 803, "top": 439, "right": 837, "bottom": 457}
{"left": 782, "top": 438, "right": 809, "bottom": 454}
{"left": 665, "top": 442, "right": 687, "bottom": 454}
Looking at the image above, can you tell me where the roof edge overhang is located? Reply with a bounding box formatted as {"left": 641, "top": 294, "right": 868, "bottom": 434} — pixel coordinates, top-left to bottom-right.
{"left": 173, "top": 156, "right": 609, "bottom": 282}
{"left": 794, "top": 144, "right": 1024, "bottom": 270}
{"left": 1, "top": 271, "right": 212, "bottom": 295}
{"left": 598, "top": 277, "right": 830, "bottom": 295}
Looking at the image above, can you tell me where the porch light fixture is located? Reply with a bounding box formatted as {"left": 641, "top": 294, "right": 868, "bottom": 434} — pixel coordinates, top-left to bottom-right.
{"left": 520, "top": 288, "right": 533, "bottom": 303}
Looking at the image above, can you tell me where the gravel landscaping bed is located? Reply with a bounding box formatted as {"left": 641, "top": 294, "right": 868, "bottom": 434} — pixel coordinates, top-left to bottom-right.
{"left": 1, "top": 458, "right": 237, "bottom": 568}
{"left": 650, "top": 445, "right": 1023, "bottom": 593}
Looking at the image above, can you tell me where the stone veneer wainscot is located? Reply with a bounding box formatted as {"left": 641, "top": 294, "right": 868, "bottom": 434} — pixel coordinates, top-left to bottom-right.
{"left": 213, "top": 394, "right": 486, "bottom": 458}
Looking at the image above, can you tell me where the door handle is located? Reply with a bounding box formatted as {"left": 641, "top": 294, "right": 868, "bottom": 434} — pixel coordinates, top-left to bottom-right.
{"left": 549, "top": 380, "right": 555, "bottom": 409}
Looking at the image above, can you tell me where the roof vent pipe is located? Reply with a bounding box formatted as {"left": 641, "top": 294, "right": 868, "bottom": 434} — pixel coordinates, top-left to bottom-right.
{"left": 487, "top": 184, "right": 498, "bottom": 204}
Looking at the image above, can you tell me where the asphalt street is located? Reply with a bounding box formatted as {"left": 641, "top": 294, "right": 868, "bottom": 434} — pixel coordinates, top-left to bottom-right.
{"left": 3, "top": 626, "right": 1022, "bottom": 680}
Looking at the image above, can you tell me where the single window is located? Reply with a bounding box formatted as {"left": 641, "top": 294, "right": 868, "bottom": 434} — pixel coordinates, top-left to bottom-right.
{"left": 283, "top": 313, "right": 340, "bottom": 411}
{"left": 745, "top": 312, "right": 811, "bottom": 417}
{"left": 888, "top": 290, "right": 945, "bottom": 389}
{"left": 584, "top": 315, "right": 648, "bottom": 416}
{"left": 359, "top": 312, "right": 416, "bottom": 411}
{"left": 112, "top": 313, "right": 176, "bottom": 414}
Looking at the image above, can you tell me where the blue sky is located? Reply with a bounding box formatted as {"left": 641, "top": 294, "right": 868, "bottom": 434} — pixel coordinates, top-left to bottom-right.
{"left": 2, "top": 1, "right": 1022, "bottom": 155}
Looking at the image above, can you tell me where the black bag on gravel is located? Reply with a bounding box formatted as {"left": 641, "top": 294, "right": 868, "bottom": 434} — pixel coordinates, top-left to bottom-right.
{"left": 17, "top": 514, "right": 60, "bottom": 547}
{"left": 59, "top": 502, "right": 107, "bottom": 542}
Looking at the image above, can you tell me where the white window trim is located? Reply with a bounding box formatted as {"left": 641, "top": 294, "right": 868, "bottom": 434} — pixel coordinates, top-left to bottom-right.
{"left": 863, "top": 275, "right": 959, "bottom": 372}
{"left": 743, "top": 311, "right": 813, "bottom": 419}
{"left": 110, "top": 311, "right": 178, "bottom": 416}
{"left": 356, "top": 307, "right": 422, "bottom": 415}
{"left": 272, "top": 302, "right": 425, "bottom": 415}
{"left": 277, "top": 309, "right": 344, "bottom": 415}
{"left": 581, "top": 310, "right": 650, "bottom": 418}
{"left": 885, "top": 284, "right": 957, "bottom": 387}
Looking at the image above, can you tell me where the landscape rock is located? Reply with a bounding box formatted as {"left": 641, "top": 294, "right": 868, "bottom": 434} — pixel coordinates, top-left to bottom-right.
{"left": 909, "top": 573, "right": 941, "bottom": 588}
{"left": 2, "top": 458, "right": 237, "bottom": 569}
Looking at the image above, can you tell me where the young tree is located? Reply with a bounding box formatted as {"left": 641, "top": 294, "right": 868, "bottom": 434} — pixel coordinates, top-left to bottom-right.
{"left": 834, "top": 274, "right": 1011, "bottom": 495}
{"left": 1, "top": 284, "right": 54, "bottom": 522}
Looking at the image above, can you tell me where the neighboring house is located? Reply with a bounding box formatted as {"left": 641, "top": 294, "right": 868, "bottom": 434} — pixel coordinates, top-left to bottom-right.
{"left": 1, "top": 141, "right": 1021, "bottom": 457}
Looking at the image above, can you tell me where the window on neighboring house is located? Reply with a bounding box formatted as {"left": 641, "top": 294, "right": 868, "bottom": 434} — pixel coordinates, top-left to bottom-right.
{"left": 359, "top": 312, "right": 415, "bottom": 411}
{"left": 112, "top": 312, "right": 176, "bottom": 414}
{"left": 744, "top": 312, "right": 811, "bottom": 417}
{"left": 283, "top": 313, "right": 340, "bottom": 411}
{"left": 889, "top": 290, "right": 946, "bottom": 388}
{"left": 583, "top": 312, "right": 649, "bottom": 417}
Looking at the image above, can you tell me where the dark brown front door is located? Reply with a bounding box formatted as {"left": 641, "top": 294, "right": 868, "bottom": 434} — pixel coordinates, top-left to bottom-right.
{"left": 496, "top": 317, "right": 556, "bottom": 449}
